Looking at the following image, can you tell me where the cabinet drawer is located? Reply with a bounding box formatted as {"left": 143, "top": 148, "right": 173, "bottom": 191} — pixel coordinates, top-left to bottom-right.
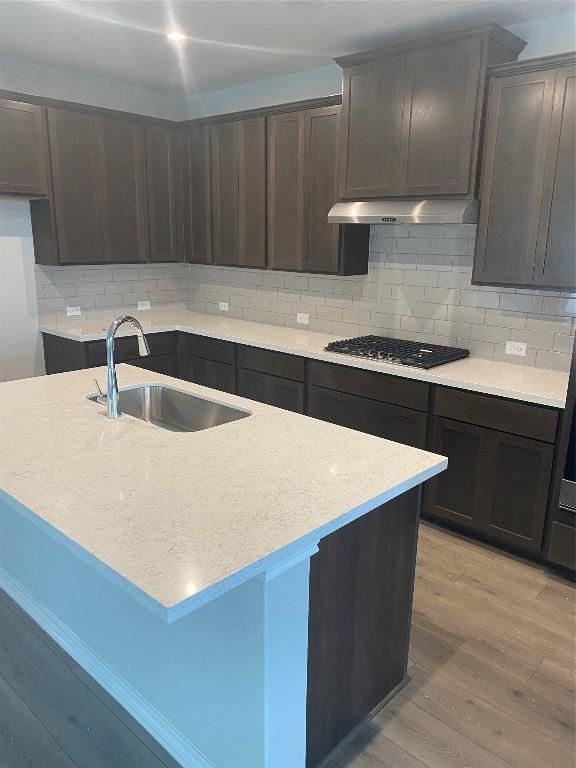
{"left": 238, "top": 368, "right": 304, "bottom": 413}
{"left": 237, "top": 345, "right": 305, "bottom": 382}
{"left": 308, "top": 385, "right": 427, "bottom": 448}
{"left": 433, "top": 387, "right": 558, "bottom": 443}
{"left": 308, "top": 360, "right": 429, "bottom": 411}
{"left": 87, "top": 332, "right": 177, "bottom": 366}
{"left": 128, "top": 353, "right": 178, "bottom": 377}
{"left": 180, "top": 333, "right": 235, "bottom": 365}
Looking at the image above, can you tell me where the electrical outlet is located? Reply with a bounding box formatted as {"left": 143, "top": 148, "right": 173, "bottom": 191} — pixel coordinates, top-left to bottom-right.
{"left": 219, "top": 302, "right": 229, "bottom": 312}
{"left": 138, "top": 300, "right": 151, "bottom": 311}
{"left": 506, "top": 340, "right": 527, "bottom": 357}
{"left": 296, "top": 312, "right": 309, "bottom": 325}
{"left": 66, "top": 306, "right": 81, "bottom": 317}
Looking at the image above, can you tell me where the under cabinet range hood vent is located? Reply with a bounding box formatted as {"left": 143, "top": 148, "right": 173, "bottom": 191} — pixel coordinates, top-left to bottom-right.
{"left": 327, "top": 199, "right": 479, "bottom": 225}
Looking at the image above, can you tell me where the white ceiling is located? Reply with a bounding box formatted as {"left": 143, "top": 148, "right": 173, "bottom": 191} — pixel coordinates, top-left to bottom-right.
{"left": 0, "top": 0, "right": 573, "bottom": 94}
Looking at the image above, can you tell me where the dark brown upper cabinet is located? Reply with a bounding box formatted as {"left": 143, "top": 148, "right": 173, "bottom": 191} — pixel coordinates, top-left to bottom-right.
{"left": 97, "top": 113, "right": 149, "bottom": 263}
{"left": 210, "top": 116, "right": 266, "bottom": 268}
{"left": 267, "top": 105, "right": 369, "bottom": 275}
{"left": 31, "top": 108, "right": 149, "bottom": 265}
{"left": 337, "top": 25, "right": 525, "bottom": 199}
{"left": 145, "top": 125, "right": 183, "bottom": 263}
{"left": 182, "top": 124, "right": 212, "bottom": 264}
{"left": 0, "top": 99, "right": 48, "bottom": 197}
{"left": 473, "top": 54, "right": 576, "bottom": 290}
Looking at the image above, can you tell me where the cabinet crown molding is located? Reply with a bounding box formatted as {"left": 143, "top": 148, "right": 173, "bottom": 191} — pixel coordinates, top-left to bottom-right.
{"left": 488, "top": 51, "right": 576, "bottom": 77}
{"left": 334, "top": 23, "right": 526, "bottom": 68}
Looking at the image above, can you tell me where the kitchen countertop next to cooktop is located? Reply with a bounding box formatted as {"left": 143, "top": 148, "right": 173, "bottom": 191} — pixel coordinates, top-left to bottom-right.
{"left": 39, "top": 310, "right": 570, "bottom": 409}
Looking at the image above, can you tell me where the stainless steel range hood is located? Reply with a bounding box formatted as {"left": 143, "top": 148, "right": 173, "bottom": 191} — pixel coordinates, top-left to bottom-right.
{"left": 327, "top": 199, "right": 479, "bottom": 225}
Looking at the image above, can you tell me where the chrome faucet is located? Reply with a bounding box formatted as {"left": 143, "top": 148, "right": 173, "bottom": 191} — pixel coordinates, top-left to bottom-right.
{"left": 104, "top": 315, "right": 150, "bottom": 419}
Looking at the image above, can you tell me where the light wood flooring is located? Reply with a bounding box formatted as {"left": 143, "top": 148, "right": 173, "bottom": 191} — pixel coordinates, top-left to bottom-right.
{"left": 327, "top": 521, "right": 576, "bottom": 768}
{"left": 0, "top": 521, "right": 574, "bottom": 768}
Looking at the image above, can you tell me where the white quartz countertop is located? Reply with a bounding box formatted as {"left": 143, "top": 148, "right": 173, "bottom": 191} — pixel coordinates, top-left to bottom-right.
{"left": 39, "top": 311, "right": 570, "bottom": 408}
{"left": 0, "top": 365, "right": 446, "bottom": 621}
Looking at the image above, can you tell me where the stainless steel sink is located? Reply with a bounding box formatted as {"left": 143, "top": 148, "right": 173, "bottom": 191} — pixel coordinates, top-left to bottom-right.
{"left": 88, "top": 384, "right": 251, "bottom": 432}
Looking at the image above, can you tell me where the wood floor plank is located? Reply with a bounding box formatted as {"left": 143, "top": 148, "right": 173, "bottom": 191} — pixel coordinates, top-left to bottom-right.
{"left": 527, "top": 657, "right": 576, "bottom": 713}
{"left": 371, "top": 696, "right": 513, "bottom": 768}
{"left": 333, "top": 727, "right": 428, "bottom": 768}
{"left": 400, "top": 662, "right": 574, "bottom": 768}
{"left": 415, "top": 571, "right": 574, "bottom": 658}
{"left": 411, "top": 602, "right": 544, "bottom": 684}
{"left": 0, "top": 590, "right": 182, "bottom": 768}
{"left": 0, "top": 599, "right": 176, "bottom": 768}
{"left": 0, "top": 673, "right": 68, "bottom": 768}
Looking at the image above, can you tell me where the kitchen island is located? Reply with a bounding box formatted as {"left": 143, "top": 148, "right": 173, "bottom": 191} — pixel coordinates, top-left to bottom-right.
{"left": 0, "top": 365, "right": 446, "bottom": 768}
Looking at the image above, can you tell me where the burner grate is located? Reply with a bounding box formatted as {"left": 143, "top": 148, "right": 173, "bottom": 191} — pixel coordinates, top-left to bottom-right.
{"left": 325, "top": 335, "right": 470, "bottom": 369}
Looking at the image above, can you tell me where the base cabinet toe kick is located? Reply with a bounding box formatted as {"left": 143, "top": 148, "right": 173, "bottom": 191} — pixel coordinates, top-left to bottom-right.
{"left": 0, "top": 486, "right": 421, "bottom": 768}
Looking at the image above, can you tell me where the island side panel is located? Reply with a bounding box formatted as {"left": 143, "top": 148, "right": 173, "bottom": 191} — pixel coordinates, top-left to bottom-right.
{"left": 0, "top": 497, "right": 268, "bottom": 768}
{"left": 306, "top": 486, "right": 421, "bottom": 767}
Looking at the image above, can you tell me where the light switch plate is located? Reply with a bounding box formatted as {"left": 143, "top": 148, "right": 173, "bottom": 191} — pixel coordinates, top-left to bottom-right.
{"left": 296, "top": 313, "right": 309, "bottom": 325}
{"left": 138, "top": 300, "right": 151, "bottom": 311}
{"left": 66, "top": 306, "right": 81, "bottom": 317}
{"left": 506, "top": 340, "right": 527, "bottom": 357}
{"left": 219, "top": 302, "right": 229, "bottom": 312}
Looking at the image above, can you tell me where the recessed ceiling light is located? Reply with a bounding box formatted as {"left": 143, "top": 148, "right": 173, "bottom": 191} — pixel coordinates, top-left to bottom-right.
{"left": 166, "top": 30, "right": 187, "bottom": 44}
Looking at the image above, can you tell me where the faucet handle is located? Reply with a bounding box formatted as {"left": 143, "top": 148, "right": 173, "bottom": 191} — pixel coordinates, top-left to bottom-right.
{"left": 93, "top": 378, "right": 107, "bottom": 405}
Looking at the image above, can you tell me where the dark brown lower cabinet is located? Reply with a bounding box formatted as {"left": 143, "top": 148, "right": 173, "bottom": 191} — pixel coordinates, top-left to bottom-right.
{"left": 237, "top": 368, "right": 304, "bottom": 412}
{"left": 178, "top": 333, "right": 236, "bottom": 394}
{"left": 307, "top": 384, "right": 427, "bottom": 448}
{"left": 306, "top": 487, "right": 420, "bottom": 767}
{"left": 181, "top": 354, "right": 235, "bottom": 394}
{"left": 129, "top": 353, "right": 178, "bottom": 377}
{"left": 425, "top": 415, "right": 554, "bottom": 552}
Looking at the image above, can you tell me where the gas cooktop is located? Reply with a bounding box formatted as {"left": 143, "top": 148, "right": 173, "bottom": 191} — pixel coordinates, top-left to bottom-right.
{"left": 324, "top": 335, "right": 470, "bottom": 369}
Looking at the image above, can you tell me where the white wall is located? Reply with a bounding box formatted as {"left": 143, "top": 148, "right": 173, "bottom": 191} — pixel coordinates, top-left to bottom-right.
{"left": 509, "top": 11, "right": 576, "bottom": 60}
{"left": 0, "top": 201, "right": 45, "bottom": 381}
{"left": 0, "top": 55, "right": 186, "bottom": 120}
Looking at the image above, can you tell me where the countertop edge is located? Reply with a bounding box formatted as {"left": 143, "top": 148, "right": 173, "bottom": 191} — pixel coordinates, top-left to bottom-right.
{"left": 1, "top": 458, "right": 446, "bottom": 624}
{"left": 39, "top": 320, "right": 568, "bottom": 409}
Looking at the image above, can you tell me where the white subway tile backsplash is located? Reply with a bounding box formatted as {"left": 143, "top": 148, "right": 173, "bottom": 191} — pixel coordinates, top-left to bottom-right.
{"left": 34, "top": 225, "right": 573, "bottom": 372}
{"left": 499, "top": 294, "right": 543, "bottom": 314}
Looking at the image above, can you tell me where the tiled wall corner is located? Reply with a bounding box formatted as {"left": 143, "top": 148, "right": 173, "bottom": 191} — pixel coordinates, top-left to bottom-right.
{"left": 34, "top": 263, "right": 191, "bottom": 327}
{"left": 33, "top": 226, "right": 576, "bottom": 372}
{"left": 186, "top": 224, "right": 575, "bottom": 372}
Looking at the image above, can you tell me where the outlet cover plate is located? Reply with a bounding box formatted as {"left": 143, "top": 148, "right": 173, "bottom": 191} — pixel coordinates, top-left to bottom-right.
{"left": 506, "top": 340, "right": 527, "bottom": 357}
{"left": 66, "top": 306, "right": 81, "bottom": 317}
{"left": 138, "top": 300, "right": 151, "bottom": 311}
{"left": 219, "top": 302, "right": 229, "bottom": 312}
{"left": 296, "top": 312, "right": 309, "bottom": 325}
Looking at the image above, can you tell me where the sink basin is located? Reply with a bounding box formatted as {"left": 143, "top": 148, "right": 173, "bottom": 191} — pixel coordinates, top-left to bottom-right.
{"left": 88, "top": 384, "right": 251, "bottom": 432}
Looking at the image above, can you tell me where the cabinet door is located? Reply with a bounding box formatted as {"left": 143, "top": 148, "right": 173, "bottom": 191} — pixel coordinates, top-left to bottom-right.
{"left": 182, "top": 125, "right": 212, "bottom": 264}
{"left": 401, "top": 37, "right": 483, "bottom": 195}
{"left": 473, "top": 69, "right": 557, "bottom": 285}
{"left": 237, "top": 117, "right": 266, "bottom": 268}
{"left": 308, "top": 385, "right": 427, "bottom": 448}
{"left": 267, "top": 111, "right": 307, "bottom": 270}
{"left": 481, "top": 432, "right": 553, "bottom": 552}
{"left": 145, "top": 125, "right": 183, "bottom": 263}
{"left": 340, "top": 57, "right": 406, "bottom": 198}
{"left": 424, "top": 417, "right": 487, "bottom": 530}
{"left": 46, "top": 108, "right": 102, "bottom": 264}
{"left": 183, "top": 354, "right": 236, "bottom": 394}
{"left": 304, "top": 106, "right": 341, "bottom": 274}
{"left": 0, "top": 100, "right": 48, "bottom": 196}
{"left": 533, "top": 65, "right": 576, "bottom": 289}
{"left": 238, "top": 368, "right": 304, "bottom": 413}
{"left": 210, "top": 122, "right": 239, "bottom": 266}
{"left": 97, "top": 115, "right": 149, "bottom": 263}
